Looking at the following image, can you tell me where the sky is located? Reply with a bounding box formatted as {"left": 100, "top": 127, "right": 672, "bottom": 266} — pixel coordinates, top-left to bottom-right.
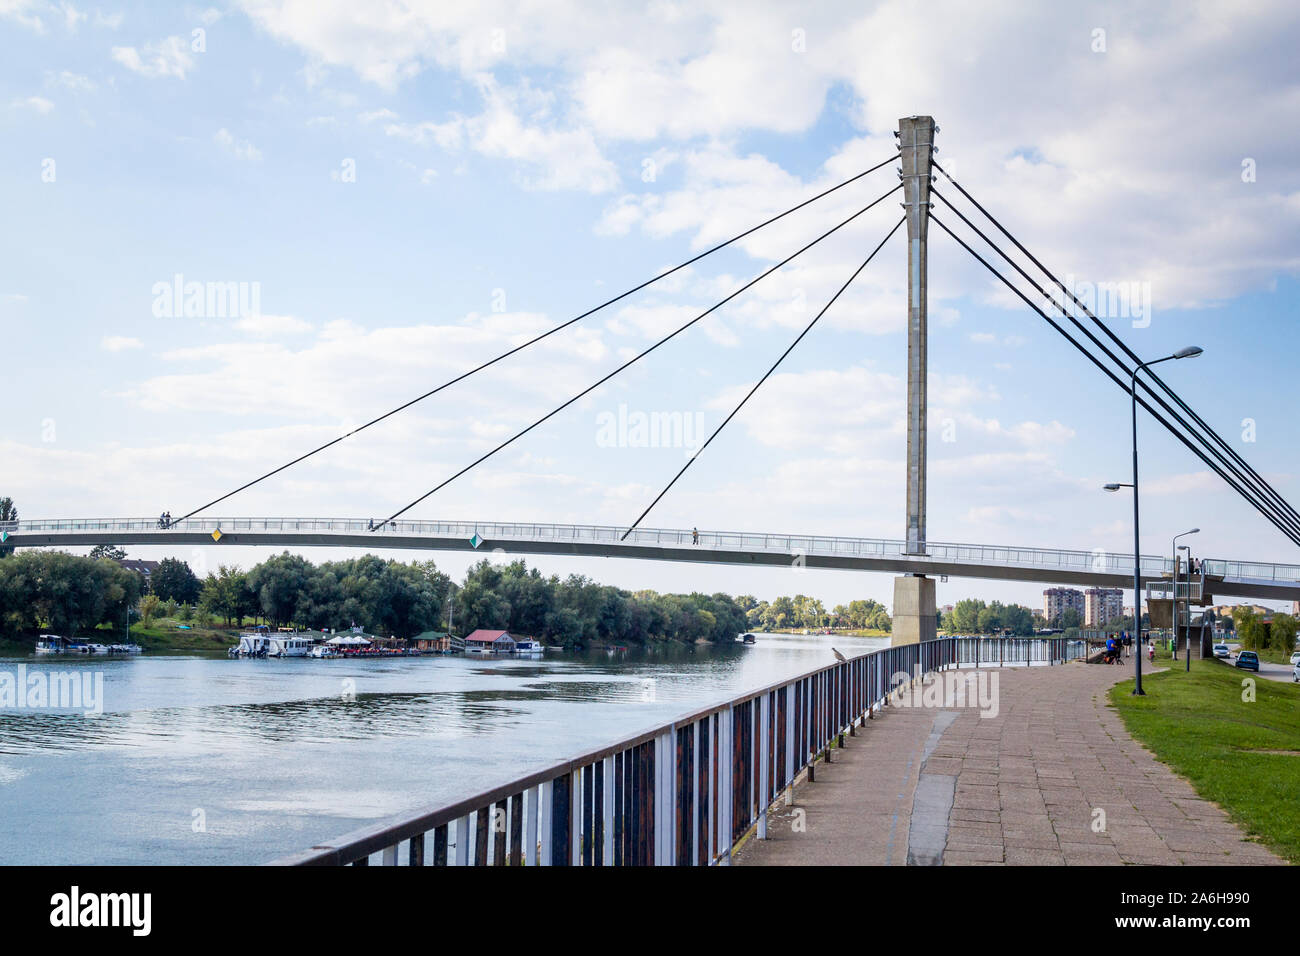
{"left": 2, "top": 0, "right": 1299, "bottom": 615}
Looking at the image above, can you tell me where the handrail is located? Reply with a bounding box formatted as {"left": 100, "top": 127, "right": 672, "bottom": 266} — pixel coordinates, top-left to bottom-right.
{"left": 270, "top": 636, "right": 1081, "bottom": 867}
{"left": 9, "top": 516, "right": 1300, "bottom": 584}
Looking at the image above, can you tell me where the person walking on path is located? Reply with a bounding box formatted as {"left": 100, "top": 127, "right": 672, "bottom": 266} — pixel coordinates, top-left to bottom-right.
{"left": 692, "top": 527, "right": 699, "bottom": 545}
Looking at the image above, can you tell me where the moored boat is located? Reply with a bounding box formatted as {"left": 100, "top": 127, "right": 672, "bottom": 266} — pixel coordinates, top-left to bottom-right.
{"left": 35, "top": 634, "right": 88, "bottom": 655}
{"left": 267, "top": 634, "right": 313, "bottom": 658}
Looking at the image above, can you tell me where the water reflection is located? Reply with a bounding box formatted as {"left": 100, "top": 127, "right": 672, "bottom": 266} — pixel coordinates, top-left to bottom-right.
{"left": 0, "top": 633, "right": 884, "bottom": 863}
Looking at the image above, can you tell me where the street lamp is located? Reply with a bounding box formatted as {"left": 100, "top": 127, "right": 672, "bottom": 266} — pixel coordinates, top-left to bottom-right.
{"left": 1107, "top": 345, "right": 1204, "bottom": 695}
{"left": 1173, "top": 529, "right": 1199, "bottom": 672}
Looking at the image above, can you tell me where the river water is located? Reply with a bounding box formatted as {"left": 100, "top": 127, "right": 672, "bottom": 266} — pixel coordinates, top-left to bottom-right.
{"left": 0, "top": 632, "right": 885, "bottom": 864}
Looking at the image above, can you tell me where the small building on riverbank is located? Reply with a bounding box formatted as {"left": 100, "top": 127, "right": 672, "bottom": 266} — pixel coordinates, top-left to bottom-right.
{"left": 413, "top": 630, "right": 453, "bottom": 653}
{"left": 464, "top": 629, "right": 517, "bottom": 653}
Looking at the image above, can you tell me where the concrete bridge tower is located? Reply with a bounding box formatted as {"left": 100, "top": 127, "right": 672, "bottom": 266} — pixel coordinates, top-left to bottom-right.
{"left": 893, "top": 115, "right": 937, "bottom": 646}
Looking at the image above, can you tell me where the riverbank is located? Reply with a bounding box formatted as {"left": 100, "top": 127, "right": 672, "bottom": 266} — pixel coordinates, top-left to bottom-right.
{"left": 1109, "top": 656, "right": 1300, "bottom": 863}
{"left": 0, "top": 618, "right": 241, "bottom": 655}
{"left": 764, "top": 627, "right": 890, "bottom": 638}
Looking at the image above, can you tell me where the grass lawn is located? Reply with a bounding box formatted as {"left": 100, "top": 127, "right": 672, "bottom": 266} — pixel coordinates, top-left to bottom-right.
{"left": 1109, "top": 655, "right": 1300, "bottom": 863}
{"left": 129, "top": 619, "right": 238, "bottom": 652}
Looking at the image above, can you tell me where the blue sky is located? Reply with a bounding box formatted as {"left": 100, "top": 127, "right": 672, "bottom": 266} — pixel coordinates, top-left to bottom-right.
{"left": 3, "top": 1, "right": 1299, "bottom": 614}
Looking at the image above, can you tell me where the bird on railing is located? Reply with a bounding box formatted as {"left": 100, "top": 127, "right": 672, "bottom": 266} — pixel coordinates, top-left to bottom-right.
{"left": 832, "top": 647, "right": 847, "bottom": 662}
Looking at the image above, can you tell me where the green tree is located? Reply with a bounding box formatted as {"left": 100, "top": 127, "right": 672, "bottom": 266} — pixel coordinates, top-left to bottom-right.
{"left": 200, "top": 566, "right": 251, "bottom": 628}
{"left": 89, "top": 544, "right": 128, "bottom": 561}
{"left": 151, "top": 557, "right": 202, "bottom": 604}
{"left": 0, "top": 550, "right": 140, "bottom": 637}
{"left": 246, "top": 552, "right": 313, "bottom": 626}
{"left": 950, "top": 598, "right": 985, "bottom": 633}
{"left": 1268, "top": 612, "right": 1298, "bottom": 657}
{"left": 138, "top": 593, "right": 161, "bottom": 627}
{"left": 0, "top": 497, "right": 16, "bottom": 558}
{"left": 1232, "top": 607, "right": 1262, "bottom": 651}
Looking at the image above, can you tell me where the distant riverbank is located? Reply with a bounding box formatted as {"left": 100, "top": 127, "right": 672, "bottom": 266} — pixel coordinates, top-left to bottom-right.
{"left": 762, "top": 627, "right": 890, "bottom": 638}
{"left": 1, "top": 617, "right": 240, "bottom": 656}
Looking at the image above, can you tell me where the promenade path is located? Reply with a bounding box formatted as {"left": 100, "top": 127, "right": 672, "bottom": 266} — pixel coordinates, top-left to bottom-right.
{"left": 735, "top": 660, "right": 1284, "bottom": 866}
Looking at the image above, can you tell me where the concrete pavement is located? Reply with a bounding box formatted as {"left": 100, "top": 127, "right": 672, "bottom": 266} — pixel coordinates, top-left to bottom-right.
{"left": 735, "top": 661, "right": 1285, "bottom": 866}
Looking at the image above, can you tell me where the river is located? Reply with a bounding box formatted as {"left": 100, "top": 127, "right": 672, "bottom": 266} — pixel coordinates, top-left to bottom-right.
{"left": 0, "top": 632, "right": 885, "bottom": 864}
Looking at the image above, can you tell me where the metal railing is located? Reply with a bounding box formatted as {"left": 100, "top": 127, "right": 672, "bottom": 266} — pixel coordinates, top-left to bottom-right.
{"left": 8, "top": 516, "right": 1300, "bottom": 585}
{"left": 271, "top": 636, "right": 1071, "bottom": 867}
{"left": 1145, "top": 580, "right": 1203, "bottom": 602}
{"left": 950, "top": 636, "right": 1088, "bottom": 666}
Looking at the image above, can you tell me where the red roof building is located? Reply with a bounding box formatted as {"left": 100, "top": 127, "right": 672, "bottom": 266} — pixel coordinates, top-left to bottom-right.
{"left": 463, "top": 629, "right": 517, "bottom": 651}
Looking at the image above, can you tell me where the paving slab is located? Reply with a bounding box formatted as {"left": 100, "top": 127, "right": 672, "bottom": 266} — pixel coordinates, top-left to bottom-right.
{"left": 736, "top": 661, "right": 1286, "bottom": 866}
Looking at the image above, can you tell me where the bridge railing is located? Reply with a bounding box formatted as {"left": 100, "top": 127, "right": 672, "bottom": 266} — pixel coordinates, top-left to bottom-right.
{"left": 10, "top": 517, "right": 1300, "bottom": 585}
{"left": 270, "top": 636, "right": 1070, "bottom": 867}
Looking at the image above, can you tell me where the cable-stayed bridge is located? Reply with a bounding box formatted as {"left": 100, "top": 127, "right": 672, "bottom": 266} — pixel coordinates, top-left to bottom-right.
{"left": 16, "top": 116, "right": 1300, "bottom": 629}
{"left": 6, "top": 517, "right": 1299, "bottom": 601}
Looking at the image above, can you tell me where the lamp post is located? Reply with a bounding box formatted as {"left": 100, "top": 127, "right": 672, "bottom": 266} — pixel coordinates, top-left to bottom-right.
{"left": 1173, "top": 530, "right": 1199, "bottom": 671}
{"left": 1105, "top": 344, "right": 1204, "bottom": 696}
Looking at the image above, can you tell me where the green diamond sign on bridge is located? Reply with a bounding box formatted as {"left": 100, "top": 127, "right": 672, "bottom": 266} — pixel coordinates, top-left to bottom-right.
{"left": 470, "top": 533, "right": 483, "bottom": 549}
{"left": 0, "top": 531, "right": 8, "bottom": 543}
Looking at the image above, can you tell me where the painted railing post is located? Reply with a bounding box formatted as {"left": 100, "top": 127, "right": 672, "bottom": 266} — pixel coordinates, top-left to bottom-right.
{"left": 602, "top": 755, "right": 615, "bottom": 865}
{"left": 524, "top": 787, "right": 538, "bottom": 866}
{"left": 690, "top": 722, "right": 700, "bottom": 865}
{"left": 539, "top": 781, "right": 553, "bottom": 865}
{"left": 757, "top": 693, "right": 770, "bottom": 840}
{"left": 784, "top": 684, "right": 796, "bottom": 802}
{"left": 454, "top": 814, "right": 471, "bottom": 866}
{"left": 721, "top": 705, "right": 733, "bottom": 865}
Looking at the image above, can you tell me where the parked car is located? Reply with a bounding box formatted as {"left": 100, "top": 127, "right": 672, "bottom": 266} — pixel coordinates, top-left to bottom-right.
{"left": 1289, "top": 650, "right": 1300, "bottom": 666}
{"left": 1235, "top": 650, "right": 1260, "bottom": 671}
{"left": 1213, "top": 643, "right": 1231, "bottom": 659}
{"left": 1293, "top": 660, "right": 1299, "bottom": 683}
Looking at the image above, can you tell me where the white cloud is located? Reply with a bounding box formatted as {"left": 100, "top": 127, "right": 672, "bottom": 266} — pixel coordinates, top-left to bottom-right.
{"left": 111, "top": 35, "right": 194, "bottom": 79}
{"left": 9, "top": 95, "right": 54, "bottom": 113}
{"left": 238, "top": 1, "right": 1300, "bottom": 306}
{"left": 214, "top": 127, "right": 262, "bottom": 161}
{"left": 358, "top": 107, "right": 398, "bottom": 124}
{"left": 1, "top": 0, "right": 47, "bottom": 32}
{"left": 384, "top": 75, "right": 619, "bottom": 193}
{"left": 57, "top": 1, "right": 83, "bottom": 31}
{"left": 45, "top": 70, "right": 95, "bottom": 92}
{"left": 233, "top": 313, "right": 311, "bottom": 336}
{"left": 101, "top": 335, "right": 143, "bottom": 352}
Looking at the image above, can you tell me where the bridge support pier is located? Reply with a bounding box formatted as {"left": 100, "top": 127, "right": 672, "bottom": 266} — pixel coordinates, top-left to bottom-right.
{"left": 892, "top": 573, "right": 936, "bottom": 646}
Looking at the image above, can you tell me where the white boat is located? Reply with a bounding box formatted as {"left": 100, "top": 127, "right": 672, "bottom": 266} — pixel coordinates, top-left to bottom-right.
{"left": 267, "top": 634, "right": 313, "bottom": 658}
{"left": 513, "top": 639, "right": 544, "bottom": 655}
{"left": 233, "top": 633, "right": 272, "bottom": 657}
{"left": 108, "top": 643, "right": 143, "bottom": 655}
{"left": 308, "top": 644, "right": 340, "bottom": 659}
{"left": 85, "top": 643, "right": 109, "bottom": 655}
{"left": 35, "top": 635, "right": 86, "bottom": 655}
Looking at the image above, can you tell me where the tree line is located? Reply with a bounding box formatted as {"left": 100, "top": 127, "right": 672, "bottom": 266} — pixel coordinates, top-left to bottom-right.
{"left": 941, "top": 598, "right": 1037, "bottom": 636}
{"left": 0, "top": 550, "right": 143, "bottom": 637}
{"left": 736, "top": 595, "right": 891, "bottom": 632}
{"left": 0, "top": 546, "right": 764, "bottom": 647}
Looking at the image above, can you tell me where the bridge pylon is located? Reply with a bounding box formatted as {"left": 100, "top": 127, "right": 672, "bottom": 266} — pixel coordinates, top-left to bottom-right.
{"left": 894, "top": 114, "right": 937, "bottom": 646}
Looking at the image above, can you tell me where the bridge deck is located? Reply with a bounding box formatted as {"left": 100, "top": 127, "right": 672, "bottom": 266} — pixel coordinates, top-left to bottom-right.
{"left": 5, "top": 517, "right": 1299, "bottom": 599}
